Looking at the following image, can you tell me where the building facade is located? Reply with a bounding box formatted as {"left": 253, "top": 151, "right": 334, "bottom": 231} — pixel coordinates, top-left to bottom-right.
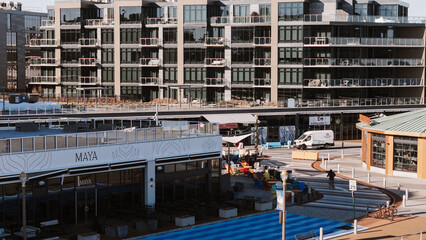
{"left": 29, "top": 0, "right": 425, "bottom": 105}
{"left": 0, "top": 2, "right": 46, "bottom": 92}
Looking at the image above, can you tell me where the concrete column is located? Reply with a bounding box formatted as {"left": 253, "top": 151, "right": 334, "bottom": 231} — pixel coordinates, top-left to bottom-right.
{"left": 158, "top": 27, "right": 164, "bottom": 100}
{"left": 145, "top": 159, "right": 156, "bottom": 208}
{"left": 366, "top": 132, "right": 372, "bottom": 170}
{"left": 270, "top": 0, "right": 279, "bottom": 102}
{"left": 385, "top": 135, "right": 394, "bottom": 176}
{"left": 97, "top": 27, "right": 102, "bottom": 85}
{"left": 418, "top": 137, "right": 426, "bottom": 179}
{"left": 224, "top": 25, "right": 232, "bottom": 101}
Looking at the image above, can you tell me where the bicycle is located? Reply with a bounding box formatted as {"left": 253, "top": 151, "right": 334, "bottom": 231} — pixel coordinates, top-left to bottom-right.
{"left": 328, "top": 179, "right": 335, "bottom": 190}
{"left": 374, "top": 205, "right": 384, "bottom": 218}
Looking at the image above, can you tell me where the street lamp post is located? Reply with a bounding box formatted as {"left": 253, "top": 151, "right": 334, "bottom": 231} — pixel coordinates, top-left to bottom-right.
{"left": 280, "top": 170, "right": 288, "bottom": 240}
{"left": 20, "top": 172, "right": 27, "bottom": 240}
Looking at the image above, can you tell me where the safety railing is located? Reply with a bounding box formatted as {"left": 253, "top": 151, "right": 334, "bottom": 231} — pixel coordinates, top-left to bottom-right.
{"left": 304, "top": 58, "right": 424, "bottom": 67}
{"left": 296, "top": 97, "right": 423, "bottom": 108}
{"left": 205, "top": 58, "right": 226, "bottom": 67}
{"left": 254, "top": 37, "right": 271, "bottom": 45}
{"left": 304, "top": 37, "right": 423, "bottom": 46}
{"left": 79, "top": 58, "right": 98, "bottom": 66}
{"left": 210, "top": 16, "right": 229, "bottom": 24}
{"left": 41, "top": 20, "right": 55, "bottom": 27}
{"left": 139, "top": 77, "right": 158, "bottom": 85}
{"left": 28, "top": 58, "right": 58, "bottom": 66}
{"left": 139, "top": 58, "right": 161, "bottom": 67}
{"left": 233, "top": 15, "right": 271, "bottom": 23}
{"left": 78, "top": 38, "right": 98, "bottom": 47}
{"left": 389, "top": 230, "right": 426, "bottom": 240}
{"left": 144, "top": 18, "right": 165, "bottom": 24}
{"left": 29, "top": 39, "right": 58, "bottom": 47}
{"left": 205, "top": 78, "right": 224, "bottom": 86}
{"left": 254, "top": 58, "right": 271, "bottom": 66}
{"left": 205, "top": 37, "right": 226, "bottom": 46}
{"left": 253, "top": 78, "right": 271, "bottom": 86}
{"left": 85, "top": 19, "right": 114, "bottom": 26}
{"left": 139, "top": 38, "right": 161, "bottom": 46}
{"left": 0, "top": 122, "right": 220, "bottom": 155}
{"left": 29, "top": 76, "right": 58, "bottom": 84}
{"left": 303, "top": 14, "right": 426, "bottom": 24}
{"left": 303, "top": 78, "right": 423, "bottom": 87}
{"left": 79, "top": 76, "right": 97, "bottom": 84}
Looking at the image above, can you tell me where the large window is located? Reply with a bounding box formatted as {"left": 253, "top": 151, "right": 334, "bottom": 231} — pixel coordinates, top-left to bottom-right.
{"left": 102, "top": 68, "right": 114, "bottom": 83}
{"left": 121, "top": 48, "right": 141, "bottom": 64}
{"left": 61, "top": 30, "right": 80, "bottom": 44}
{"left": 372, "top": 134, "right": 386, "bottom": 169}
{"left": 233, "top": 5, "right": 249, "bottom": 16}
{"left": 279, "top": 48, "right": 303, "bottom": 64}
{"left": 278, "top": 2, "right": 304, "bottom": 21}
{"left": 120, "top": 7, "right": 141, "bottom": 24}
{"left": 394, "top": 137, "right": 418, "bottom": 172}
{"left": 232, "top": 68, "right": 254, "bottom": 84}
{"left": 120, "top": 28, "right": 141, "bottom": 44}
{"left": 259, "top": 4, "right": 271, "bottom": 16}
{"left": 164, "top": 68, "right": 177, "bottom": 83}
{"left": 184, "top": 48, "right": 205, "bottom": 64}
{"left": 231, "top": 48, "right": 254, "bottom": 64}
{"left": 164, "top": 48, "right": 177, "bottom": 64}
{"left": 168, "top": 7, "right": 177, "bottom": 21}
{"left": 279, "top": 26, "right": 303, "bottom": 43}
{"left": 25, "top": 16, "right": 41, "bottom": 30}
{"left": 102, "top": 29, "right": 114, "bottom": 44}
{"left": 101, "top": 49, "right": 114, "bottom": 64}
{"left": 184, "top": 68, "right": 205, "bottom": 84}
{"left": 231, "top": 27, "right": 254, "bottom": 43}
{"left": 183, "top": 5, "right": 206, "bottom": 23}
{"left": 184, "top": 27, "right": 206, "bottom": 43}
{"left": 6, "top": 32, "right": 16, "bottom": 46}
{"left": 121, "top": 67, "right": 141, "bottom": 83}
{"left": 61, "top": 49, "right": 80, "bottom": 64}
{"left": 378, "top": 5, "right": 398, "bottom": 17}
{"left": 61, "top": 8, "right": 81, "bottom": 25}
{"left": 163, "top": 28, "right": 177, "bottom": 44}
{"left": 354, "top": 4, "right": 370, "bottom": 16}
{"left": 61, "top": 67, "right": 80, "bottom": 82}
{"left": 278, "top": 68, "right": 302, "bottom": 85}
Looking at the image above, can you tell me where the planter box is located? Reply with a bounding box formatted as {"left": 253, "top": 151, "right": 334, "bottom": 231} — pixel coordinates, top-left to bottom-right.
{"left": 219, "top": 208, "right": 238, "bottom": 219}
{"left": 77, "top": 233, "right": 100, "bottom": 240}
{"left": 136, "top": 221, "right": 149, "bottom": 233}
{"left": 117, "top": 225, "right": 128, "bottom": 238}
{"left": 175, "top": 216, "right": 195, "bottom": 227}
{"left": 255, "top": 201, "right": 273, "bottom": 211}
{"left": 105, "top": 226, "right": 116, "bottom": 238}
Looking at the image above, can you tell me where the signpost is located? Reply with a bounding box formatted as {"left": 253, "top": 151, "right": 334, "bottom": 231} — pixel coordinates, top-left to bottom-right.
{"left": 349, "top": 180, "right": 357, "bottom": 219}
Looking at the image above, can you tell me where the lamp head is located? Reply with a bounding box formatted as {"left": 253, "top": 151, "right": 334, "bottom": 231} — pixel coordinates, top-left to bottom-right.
{"left": 280, "top": 170, "right": 288, "bottom": 181}
{"left": 19, "top": 171, "right": 27, "bottom": 186}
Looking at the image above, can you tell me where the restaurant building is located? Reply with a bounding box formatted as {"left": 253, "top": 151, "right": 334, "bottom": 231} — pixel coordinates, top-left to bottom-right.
{"left": 357, "top": 109, "right": 426, "bottom": 179}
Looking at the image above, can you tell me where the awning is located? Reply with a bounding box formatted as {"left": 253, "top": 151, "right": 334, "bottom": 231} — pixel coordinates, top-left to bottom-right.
{"left": 222, "top": 133, "right": 253, "bottom": 144}
{"left": 203, "top": 113, "right": 256, "bottom": 124}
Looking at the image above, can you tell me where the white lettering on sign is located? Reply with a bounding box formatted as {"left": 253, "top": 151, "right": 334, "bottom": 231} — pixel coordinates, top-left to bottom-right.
{"left": 75, "top": 151, "right": 98, "bottom": 162}
{"left": 79, "top": 178, "right": 92, "bottom": 186}
{"left": 349, "top": 180, "right": 357, "bottom": 191}
{"left": 309, "top": 116, "right": 331, "bottom": 126}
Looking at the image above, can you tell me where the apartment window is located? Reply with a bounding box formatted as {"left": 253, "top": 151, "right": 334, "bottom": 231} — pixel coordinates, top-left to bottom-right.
{"left": 120, "top": 28, "right": 141, "bottom": 44}
{"left": 121, "top": 67, "right": 141, "bottom": 83}
{"left": 259, "top": 5, "right": 271, "bottom": 16}
{"left": 102, "top": 29, "right": 114, "bottom": 44}
{"left": 209, "top": 5, "right": 229, "bottom": 17}
{"left": 394, "top": 137, "right": 418, "bottom": 172}
{"left": 7, "top": 50, "right": 17, "bottom": 63}
{"left": 184, "top": 27, "right": 206, "bottom": 43}
{"left": 231, "top": 48, "right": 254, "bottom": 64}
{"left": 61, "top": 49, "right": 80, "bottom": 64}
{"left": 101, "top": 49, "right": 114, "bottom": 64}
{"left": 60, "top": 8, "right": 81, "bottom": 25}
{"left": 278, "top": 68, "right": 302, "bottom": 85}
{"left": 231, "top": 27, "right": 254, "bottom": 43}
{"left": 279, "top": 48, "right": 302, "bottom": 64}
{"left": 278, "top": 2, "right": 304, "bottom": 21}
{"left": 164, "top": 68, "right": 177, "bottom": 83}
{"left": 41, "top": 50, "right": 55, "bottom": 59}
{"left": 354, "top": 4, "right": 369, "bottom": 16}
{"left": 372, "top": 134, "right": 386, "bottom": 169}
{"left": 278, "top": 89, "right": 302, "bottom": 101}
{"left": 25, "top": 32, "right": 39, "bottom": 45}
{"left": 142, "top": 7, "right": 164, "bottom": 19}
{"left": 61, "top": 67, "right": 80, "bottom": 82}
{"left": 184, "top": 68, "right": 205, "bottom": 84}
{"left": 7, "top": 13, "right": 11, "bottom": 30}
{"left": 121, "top": 48, "right": 141, "bottom": 64}
{"left": 61, "top": 29, "right": 81, "bottom": 44}
{"left": 378, "top": 5, "right": 398, "bottom": 17}
{"left": 120, "top": 6, "right": 141, "bottom": 24}
{"left": 42, "top": 30, "right": 55, "bottom": 39}
{"left": 25, "top": 16, "right": 41, "bottom": 31}
{"left": 183, "top": 5, "right": 206, "bottom": 23}
{"left": 164, "top": 49, "right": 177, "bottom": 64}
{"left": 6, "top": 32, "right": 16, "bottom": 46}
{"left": 233, "top": 5, "right": 249, "bottom": 16}
{"left": 279, "top": 26, "right": 302, "bottom": 43}
{"left": 184, "top": 48, "right": 205, "bottom": 64}
{"left": 102, "top": 67, "right": 114, "bottom": 83}
{"left": 168, "top": 7, "right": 177, "bottom": 21}
{"left": 163, "top": 28, "right": 177, "bottom": 44}
{"left": 232, "top": 68, "right": 254, "bottom": 84}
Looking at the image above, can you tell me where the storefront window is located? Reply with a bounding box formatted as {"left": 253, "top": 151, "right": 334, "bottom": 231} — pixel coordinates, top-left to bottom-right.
{"left": 372, "top": 134, "right": 386, "bottom": 168}
{"left": 394, "top": 136, "right": 418, "bottom": 172}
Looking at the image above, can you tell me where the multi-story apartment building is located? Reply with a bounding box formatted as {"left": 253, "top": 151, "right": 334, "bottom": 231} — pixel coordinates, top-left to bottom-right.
{"left": 0, "top": 2, "right": 46, "bottom": 93}
{"left": 29, "top": 0, "right": 425, "bottom": 106}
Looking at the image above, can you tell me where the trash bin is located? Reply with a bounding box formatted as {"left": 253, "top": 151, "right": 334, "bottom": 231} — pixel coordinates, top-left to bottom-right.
{"left": 9, "top": 94, "right": 20, "bottom": 104}
{"left": 28, "top": 93, "right": 40, "bottom": 103}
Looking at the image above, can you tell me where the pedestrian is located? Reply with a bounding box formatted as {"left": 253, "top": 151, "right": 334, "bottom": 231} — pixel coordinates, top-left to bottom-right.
{"left": 327, "top": 169, "right": 336, "bottom": 189}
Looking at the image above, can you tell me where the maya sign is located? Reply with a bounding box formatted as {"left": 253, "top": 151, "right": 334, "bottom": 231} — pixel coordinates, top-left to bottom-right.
{"left": 309, "top": 116, "right": 331, "bottom": 126}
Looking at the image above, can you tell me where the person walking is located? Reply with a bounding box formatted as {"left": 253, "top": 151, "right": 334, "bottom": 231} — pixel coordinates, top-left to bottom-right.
{"left": 327, "top": 169, "right": 336, "bottom": 189}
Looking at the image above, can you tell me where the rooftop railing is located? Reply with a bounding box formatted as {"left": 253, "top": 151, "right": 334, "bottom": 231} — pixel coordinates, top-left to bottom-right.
{"left": 304, "top": 58, "right": 424, "bottom": 67}
{"left": 304, "top": 78, "right": 423, "bottom": 87}
{"left": 0, "top": 122, "right": 219, "bottom": 155}
{"left": 304, "top": 37, "right": 423, "bottom": 46}
{"left": 303, "top": 14, "right": 426, "bottom": 24}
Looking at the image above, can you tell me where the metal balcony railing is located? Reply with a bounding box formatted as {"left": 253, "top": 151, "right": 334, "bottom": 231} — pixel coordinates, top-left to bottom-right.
{"left": 41, "top": 20, "right": 55, "bottom": 27}
{"left": 30, "top": 76, "right": 58, "bottom": 84}
{"left": 205, "top": 58, "right": 226, "bottom": 66}
{"left": 29, "top": 39, "right": 58, "bottom": 47}
{"left": 253, "top": 58, "right": 271, "bottom": 66}
{"left": 79, "top": 76, "right": 97, "bottom": 84}
{"left": 205, "top": 78, "right": 224, "bottom": 86}
{"left": 139, "top": 58, "right": 161, "bottom": 66}
{"left": 296, "top": 97, "right": 423, "bottom": 108}
{"left": 210, "top": 16, "right": 229, "bottom": 24}
{"left": 29, "top": 58, "right": 58, "bottom": 66}
{"left": 303, "top": 14, "right": 426, "bottom": 24}
{"left": 233, "top": 15, "right": 271, "bottom": 23}
{"left": 304, "top": 58, "right": 424, "bottom": 67}
{"left": 79, "top": 38, "right": 98, "bottom": 47}
{"left": 139, "top": 38, "right": 160, "bottom": 46}
{"left": 304, "top": 37, "right": 424, "bottom": 46}
{"left": 79, "top": 58, "right": 98, "bottom": 66}
{"left": 139, "top": 77, "right": 158, "bottom": 85}
{"left": 205, "top": 37, "right": 226, "bottom": 46}
{"left": 144, "top": 18, "right": 165, "bottom": 24}
{"left": 304, "top": 78, "right": 423, "bottom": 87}
{"left": 253, "top": 78, "right": 271, "bottom": 86}
{"left": 85, "top": 19, "right": 114, "bottom": 26}
{"left": 254, "top": 37, "right": 271, "bottom": 45}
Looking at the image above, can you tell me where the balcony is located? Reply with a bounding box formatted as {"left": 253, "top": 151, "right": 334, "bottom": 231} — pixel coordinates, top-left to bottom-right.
{"left": 139, "top": 58, "right": 161, "bottom": 67}
{"left": 210, "top": 16, "right": 229, "bottom": 24}
{"left": 304, "top": 37, "right": 424, "bottom": 46}
{"left": 85, "top": 19, "right": 114, "bottom": 26}
{"left": 29, "top": 39, "right": 58, "bottom": 47}
{"left": 139, "top": 38, "right": 161, "bottom": 47}
{"left": 205, "top": 37, "right": 226, "bottom": 46}
{"left": 79, "top": 58, "right": 98, "bottom": 66}
{"left": 79, "top": 76, "right": 97, "bottom": 84}
{"left": 304, "top": 78, "right": 423, "bottom": 88}
{"left": 29, "top": 76, "right": 58, "bottom": 84}
{"left": 205, "top": 58, "right": 226, "bottom": 67}
{"left": 303, "top": 14, "right": 426, "bottom": 24}
{"left": 28, "top": 58, "right": 58, "bottom": 66}
{"left": 303, "top": 58, "right": 424, "bottom": 67}
{"left": 205, "top": 78, "right": 224, "bottom": 86}
{"left": 297, "top": 97, "right": 423, "bottom": 108}
{"left": 79, "top": 38, "right": 99, "bottom": 47}
{"left": 233, "top": 15, "right": 271, "bottom": 24}
{"left": 253, "top": 78, "right": 271, "bottom": 86}
{"left": 253, "top": 58, "right": 271, "bottom": 66}
{"left": 254, "top": 37, "right": 271, "bottom": 46}
{"left": 144, "top": 18, "right": 165, "bottom": 25}
{"left": 41, "top": 20, "right": 55, "bottom": 27}
{"left": 139, "top": 77, "right": 158, "bottom": 85}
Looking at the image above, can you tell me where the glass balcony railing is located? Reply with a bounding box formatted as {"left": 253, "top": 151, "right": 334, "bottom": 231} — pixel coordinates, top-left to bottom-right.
{"left": 79, "top": 38, "right": 98, "bottom": 47}
{"left": 304, "top": 14, "right": 426, "bottom": 24}
{"left": 304, "top": 37, "right": 423, "bottom": 46}
{"left": 254, "top": 58, "right": 271, "bottom": 66}
{"left": 144, "top": 18, "right": 165, "bottom": 24}
{"left": 79, "top": 76, "right": 97, "bottom": 84}
{"left": 30, "top": 76, "right": 58, "bottom": 84}
{"left": 28, "top": 58, "right": 58, "bottom": 66}
{"left": 205, "top": 58, "right": 226, "bottom": 67}
{"left": 139, "top": 58, "right": 161, "bottom": 66}
{"left": 79, "top": 58, "right": 98, "bottom": 66}
{"left": 304, "top": 78, "right": 423, "bottom": 87}
{"left": 253, "top": 78, "right": 271, "bottom": 86}
{"left": 29, "top": 39, "right": 58, "bottom": 47}
{"left": 85, "top": 19, "right": 114, "bottom": 26}
{"left": 41, "top": 20, "right": 55, "bottom": 27}
{"left": 304, "top": 58, "right": 424, "bottom": 67}
{"left": 254, "top": 37, "right": 271, "bottom": 45}
{"left": 139, "top": 77, "right": 158, "bottom": 85}
{"left": 296, "top": 97, "right": 423, "bottom": 108}
{"left": 233, "top": 15, "right": 271, "bottom": 23}
{"left": 205, "top": 37, "right": 226, "bottom": 46}
{"left": 205, "top": 78, "right": 224, "bottom": 86}
{"left": 210, "top": 16, "right": 229, "bottom": 24}
{"left": 139, "top": 38, "right": 160, "bottom": 46}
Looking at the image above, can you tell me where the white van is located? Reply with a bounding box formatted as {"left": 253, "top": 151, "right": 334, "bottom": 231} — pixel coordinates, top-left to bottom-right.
{"left": 295, "top": 130, "right": 334, "bottom": 150}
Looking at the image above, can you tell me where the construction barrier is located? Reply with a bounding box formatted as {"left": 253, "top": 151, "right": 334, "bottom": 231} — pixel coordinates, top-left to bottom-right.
{"left": 292, "top": 150, "right": 319, "bottom": 161}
